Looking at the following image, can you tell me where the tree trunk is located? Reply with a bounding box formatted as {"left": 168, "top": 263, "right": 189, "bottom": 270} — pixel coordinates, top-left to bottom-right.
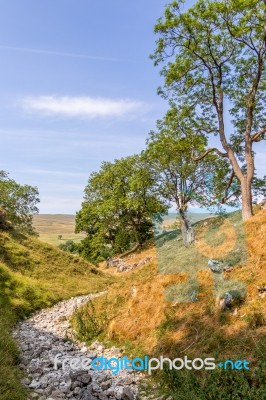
{"left": 179, "top": 209, "right": 194, "bottom": 247}
{"left": 241, "top": 176, "right": 253, "bottom": 220}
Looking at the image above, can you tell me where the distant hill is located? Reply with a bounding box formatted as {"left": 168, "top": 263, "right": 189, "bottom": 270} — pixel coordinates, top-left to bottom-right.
{"left": 33, "top": 214, "right": 86, "bottom": 246}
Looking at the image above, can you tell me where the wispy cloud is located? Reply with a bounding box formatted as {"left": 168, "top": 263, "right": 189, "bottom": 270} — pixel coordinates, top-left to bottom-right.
{"left": 0, "top": 44, "right": 120, "bottom": 62}
{"left": 19, "top": 96, "right": 146, "bottom": 119}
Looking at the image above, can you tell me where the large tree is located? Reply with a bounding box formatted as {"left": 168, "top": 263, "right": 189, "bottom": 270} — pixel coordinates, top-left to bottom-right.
{"left": 76, "top": 154, "right": 166, "bottom": 262}
{"left": 0, "top": 170, "right": 39, "bottom": 234}
{"left": 152, "top": 0, "right": 266, "bottom": 220}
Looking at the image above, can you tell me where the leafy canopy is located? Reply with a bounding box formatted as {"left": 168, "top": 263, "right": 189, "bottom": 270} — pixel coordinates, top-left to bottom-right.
{"left": 145, "top": 106, "right": 235, "bottom": 211}
{"left": 152, "top": 0, "right": 266, "bottom": 166}
{"left": 152, "top": 0, "right": 266, "bottom": 219}
{"left": 76, "top": 154, "right": 166, "bottom": 263}
{"left": 0, "top": 170, "right": 39, "bottom": 234}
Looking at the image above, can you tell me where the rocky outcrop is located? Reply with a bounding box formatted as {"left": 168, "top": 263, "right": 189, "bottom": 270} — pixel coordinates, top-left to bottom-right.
{"left": 106, "top": 257, "right": 153, "bottom": 273}
{"left": 208, "top": 259, "right": 233, "bottom": 273}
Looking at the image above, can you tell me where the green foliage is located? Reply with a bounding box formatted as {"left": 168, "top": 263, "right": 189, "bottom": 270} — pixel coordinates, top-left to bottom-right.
{"left": 76, "top": 154, "right": 167, "bottom": 263}
{"left": 0, "top": 170, "right": 39, "bottom": 234}
{"left": 73, "top": 299, "right": 108, "bottom": 343}
{"left": 58, "top": 239, "right": 79, "bottom": 254}
{"left": 152, "top": 0, "right": 266, "bottom": 130}
{"left": 145, "top": 106, "right": 235, "bottom": 211}
{"left": 152, "top": 0, "right": 266, "bottom": 217}
{"left": 252, "top": 175, "right": 266, "bottom": 201}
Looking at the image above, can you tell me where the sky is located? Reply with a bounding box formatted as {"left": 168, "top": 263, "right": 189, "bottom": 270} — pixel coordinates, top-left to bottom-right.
{"left": 0, "top": 0, "right": 265, "bottom": 214}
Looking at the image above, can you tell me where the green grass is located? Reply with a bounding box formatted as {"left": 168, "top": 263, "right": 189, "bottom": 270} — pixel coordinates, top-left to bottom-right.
{"left": 0, "top": 228, "right": 114, "bottom": 399}
{"left": 155, "top": 363, "right": 266, "bottom": 400}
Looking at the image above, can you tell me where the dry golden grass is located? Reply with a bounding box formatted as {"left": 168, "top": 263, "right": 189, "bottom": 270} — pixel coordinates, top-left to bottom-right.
{"left": 75, "top": 210, "right": 266, "bottom": 363}
{"left": 195, "top": 218, "right": 238, "bottom": 258}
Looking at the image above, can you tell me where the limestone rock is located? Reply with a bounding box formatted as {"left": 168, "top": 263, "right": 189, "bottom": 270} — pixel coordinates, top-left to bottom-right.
{"left": 208, "top": 259, "right": 223, "bottom": 273}
{"left": 13, "top": 292, "right": 141, "bottom": 399}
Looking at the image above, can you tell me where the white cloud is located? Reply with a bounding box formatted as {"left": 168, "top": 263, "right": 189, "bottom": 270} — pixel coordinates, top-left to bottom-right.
{"left": 20, "top": 96, "right": 145, "bottom": 119}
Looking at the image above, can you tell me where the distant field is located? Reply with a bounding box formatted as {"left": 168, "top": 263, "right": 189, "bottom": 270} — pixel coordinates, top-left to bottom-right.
{"left": 33, "top": 214, "right": 86, "bottom": 246}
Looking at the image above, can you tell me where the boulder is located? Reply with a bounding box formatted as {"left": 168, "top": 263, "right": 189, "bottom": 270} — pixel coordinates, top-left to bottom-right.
{"left": 70, "top": 371, "right": 92, "bottom": 387}
{"left": 120, "top": 387, "right": 135, "bottom": 400}
{"left": 208, "top": 259, "right": 223, "bottom": 273}
{"left": 218, "top": 292, "right": 233, "bottom": 311}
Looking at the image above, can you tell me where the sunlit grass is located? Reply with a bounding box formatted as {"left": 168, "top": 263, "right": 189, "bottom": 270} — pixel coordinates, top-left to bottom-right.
{"left": 0, "top": 229, "right": 113, "bottom": 399}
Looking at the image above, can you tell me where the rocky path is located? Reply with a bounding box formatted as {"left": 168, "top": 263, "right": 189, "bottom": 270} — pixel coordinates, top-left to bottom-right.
{"left": 13, "top": 293, "right": 143, "bottom": 400}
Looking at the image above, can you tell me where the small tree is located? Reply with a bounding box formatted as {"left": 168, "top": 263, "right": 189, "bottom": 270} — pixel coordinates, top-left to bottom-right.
{"left": 146, "top": 107, "right": 231, "bottom": 245}
{"left": 152, "top": 0, "right": 266, "bottom": 220}
{"left": 0, "top": 170, "right": 39, "bottom": 234}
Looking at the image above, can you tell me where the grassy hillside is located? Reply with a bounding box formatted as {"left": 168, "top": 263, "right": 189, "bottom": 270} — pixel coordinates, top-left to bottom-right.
{"left": 72, "top": 210, "right": 266, "bottom": 399}
{"left": 33, "top": 214, "right": 86, "bottom": 246}
{"left": 0, "top": 229, "right": 113, "bottom": 400}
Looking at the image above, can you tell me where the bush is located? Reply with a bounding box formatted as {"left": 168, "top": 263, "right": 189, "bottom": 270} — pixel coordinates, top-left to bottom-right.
{"left": 72, "top": 300, "right": 108, "bottom": 343}
{"left": 58, "top": 240, "right": 79, "bottom": 254}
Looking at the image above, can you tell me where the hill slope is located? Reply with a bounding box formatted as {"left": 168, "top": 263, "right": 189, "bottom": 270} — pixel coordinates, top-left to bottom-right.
{"left": 73, "top": 210, "right": 266, "bottom": 398}
{"left": 0, "top": 229, "right": 113, "bottom": 400}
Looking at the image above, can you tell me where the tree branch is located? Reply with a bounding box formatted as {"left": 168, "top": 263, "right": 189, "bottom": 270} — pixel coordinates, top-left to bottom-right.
{"left": 221, "top": 170, "right": 236, "bottom": 204}
{"left": 251, "top": 127, "right": 266, "bottom": 142}
{"left": 221, "top": 190, "right": 240, "bottom": 204}
{"left": 191, "top": 147, "right": 228, "bottom": 161}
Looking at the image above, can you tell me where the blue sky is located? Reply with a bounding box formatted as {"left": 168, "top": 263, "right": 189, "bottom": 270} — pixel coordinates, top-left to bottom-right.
{"left": 0, "top": 0, "right": 265, "bottom": 214}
